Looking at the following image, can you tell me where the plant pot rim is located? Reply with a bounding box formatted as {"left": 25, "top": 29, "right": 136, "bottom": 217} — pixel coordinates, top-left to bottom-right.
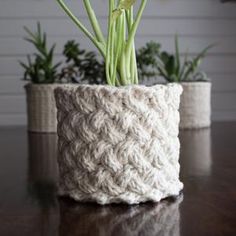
{"left": 24, "top": 83, "right": 75, "bottom": 90}
{"left": 180, "top": 81, "right": 211, "bottom": 87}
{"left": 180, "top": 81, "right": 211, "bottom": 85}
{"left": 54, "top": 83, "right": 182, "bottom": 93}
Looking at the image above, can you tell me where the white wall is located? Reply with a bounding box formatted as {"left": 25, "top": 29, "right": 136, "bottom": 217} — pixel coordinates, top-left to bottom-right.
{"left": 0, "top": 0, "right": 236, "bottom": 125}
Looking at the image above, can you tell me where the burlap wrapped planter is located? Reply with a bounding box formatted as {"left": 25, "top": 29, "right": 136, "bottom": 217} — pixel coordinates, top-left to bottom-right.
{"left": 179, "top": 82, "right": 211, "bottom": 129}
{"left": 54, "top": 84, "right": 183, "bottom": 205}
{"left": 25, "top": 84, "right": 72, "bottom": 133}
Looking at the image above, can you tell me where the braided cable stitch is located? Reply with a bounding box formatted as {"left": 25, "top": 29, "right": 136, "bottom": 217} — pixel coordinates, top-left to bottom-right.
{"left": 55, "top": 84, "right": 183, "bottom": 204}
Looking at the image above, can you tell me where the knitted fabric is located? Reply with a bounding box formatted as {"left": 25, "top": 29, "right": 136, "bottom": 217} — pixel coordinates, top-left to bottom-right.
{"left": 25, "top": 84, "right": 77, "bottom": 133}
{"left": 25, "top": 84, "right": 75, "bottom": 133}
{"left": 180, "top": 82, "right": 211, "bottom": 129}
{"left": 54, "top": 84, "right": 183, "bottom": 204}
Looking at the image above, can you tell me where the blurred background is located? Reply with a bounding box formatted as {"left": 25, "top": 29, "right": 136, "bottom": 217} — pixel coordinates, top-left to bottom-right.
{"left": 0, "top": 0, "right": 236, "bottom": 125}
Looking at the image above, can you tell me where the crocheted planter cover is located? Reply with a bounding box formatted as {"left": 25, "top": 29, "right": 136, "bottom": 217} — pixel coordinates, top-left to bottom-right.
{"left": 54, "top": 84, "right": 183, "bottom": 204}
{"left": 179, "top": 82, "right": 211, "bottom": 129}
{"left": 25, "top": 84, "right": 74, "bottom": 133}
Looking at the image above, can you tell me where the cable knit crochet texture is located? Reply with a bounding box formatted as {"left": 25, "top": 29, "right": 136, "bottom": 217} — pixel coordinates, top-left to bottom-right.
{"left": 54, "top": 84, "right": 183, "bottom": 204}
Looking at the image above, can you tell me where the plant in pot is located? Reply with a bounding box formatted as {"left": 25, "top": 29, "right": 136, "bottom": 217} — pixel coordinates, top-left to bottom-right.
{"left": 136, "top": 41, "right": 161, "bottom": 84}
{"left": 55, "top": 0, "right": 183, "bottom": 205}
{"left": 59, "top": 40, "right": 105, "bottom": 84}
{"left": 19, "top": 23, "right": 63, "bottom": 133}
{"left": 155, "top": 36, "right": 213, "bottom": 129}
{"left": 20, "top": 24, "right": 106, "bottom": 133}
{"left": 55, "top": 0, "right": 183, "bottom": 204}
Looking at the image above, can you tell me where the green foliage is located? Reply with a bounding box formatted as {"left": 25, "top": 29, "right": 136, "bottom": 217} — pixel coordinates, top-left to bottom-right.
{"left": 156, "top": 36, "right": 213, "bottom": 82}
{"left": 60, "top": 40, "right": 105, "bottom": 84}
{"left": 19, "top": 24, "right": 105, "bottom": 85}
{"left": 136, "top": 41, "right": 161, "bottom": 81}
{"left": 56, "top": 0, "right": 148, "bottom": 86}
{"left": 19, "top": 23, "right": 60, "bottom": 84}
{"left": 135, "top": 37, "right": 213, "bottom": 83}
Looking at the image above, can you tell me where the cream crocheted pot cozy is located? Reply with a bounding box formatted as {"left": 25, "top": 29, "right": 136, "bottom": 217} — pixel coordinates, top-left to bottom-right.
{"left": 179, "top": 82, "right": 211, "bottom": 129}
{"left": 54, "top": 84, "right": 183, "bottom": 205}
{"left": 25, "top": 83, "right": 74, "bottom": 133}
{"left": 25, "top": 84, "right": 59, "bottom": 133}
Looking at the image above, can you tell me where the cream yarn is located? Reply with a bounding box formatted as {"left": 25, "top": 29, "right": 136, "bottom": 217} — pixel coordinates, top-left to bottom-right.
{"left": 55, "top": 84, "right": 183, "bottom": 204}
{"left": 180, "top": 82, "right": 211, "bottom": 129}
{"left": 25, "top": 83, "right": 76, "bottom": 133}
{"left": 25, "top": 84, "right": 60, "bottom": 133}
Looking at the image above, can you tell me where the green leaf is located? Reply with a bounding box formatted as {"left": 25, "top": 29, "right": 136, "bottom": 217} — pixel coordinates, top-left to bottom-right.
{"left": 119, "top": 0, "right": 136, "bottom": 10}
{"left": 191, "top": 44, "right": 214, "bottom": 69}
{"left": 136, "top": 41, "right": 161, "bottom": 81}
{"left": 166, "top": 56, "right": 176, "bottom": 77}
{"left": 23, "top": 26, "right": 36, "bottom": 40}
{"left": 170, "top": 74, "right": 177, "bottom": 82}
{"left": 21, "top": 23, "right": 61, "bottom": 83}
{"left": 160, "top": 52, "right": 170, "bottom": 65}
{"left": 175, "top": 35, "right": 180, "bottom": 76}
{"left": 112, "top": 0, "right": 136, "bottom": 21}
{"left": 157, "top": 64, "right": 169, "bottom": 79}
{"left": 112, "top": 9, "right": 123, "bottom": 21}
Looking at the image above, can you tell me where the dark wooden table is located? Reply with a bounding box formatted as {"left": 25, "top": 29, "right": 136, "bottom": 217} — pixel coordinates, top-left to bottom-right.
{"left": 0, "top": 123, "right": 236, "bottom": 236}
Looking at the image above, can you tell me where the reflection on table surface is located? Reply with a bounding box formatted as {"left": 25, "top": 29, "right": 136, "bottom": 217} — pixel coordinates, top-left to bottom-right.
{"left": 59, "top": 196, "right": 182, "bottom": 236}
{"left": 0, "top": 123, "right": 236, "bottom": 236}
{"left": 180, "top": 128, "right": 212, "bottom": 176}
{"left": 27, "top": 132, "right": 182, "bottom": 236}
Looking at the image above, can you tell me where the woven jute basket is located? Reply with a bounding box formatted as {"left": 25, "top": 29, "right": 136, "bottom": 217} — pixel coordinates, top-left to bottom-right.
{"left": 179, "top": 82, "right": 211, "bottom": 129}
{"left": 25, "top": 84, "right": 73, "bottom": 133}
{"left": 54, "top": 84, "right": 183, "bottom": 205}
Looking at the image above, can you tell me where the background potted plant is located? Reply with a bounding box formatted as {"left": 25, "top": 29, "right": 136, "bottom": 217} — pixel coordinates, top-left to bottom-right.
{"left": 20, "top": 24, "right": 106, "bottom": 133}
{"left": 54, "top": 0, "right": 183, "bottom": 205}
{"left": 19, "top": 23, "right": 63, "bottom": 133}
{"left": 60, "top": 40, "right": 105, "bottom": 84}
{"left": 149, "top": 37, "right": 213, "bottom": 129}
{"left": 136, "top": 41, "right": 161, "bottom": 84}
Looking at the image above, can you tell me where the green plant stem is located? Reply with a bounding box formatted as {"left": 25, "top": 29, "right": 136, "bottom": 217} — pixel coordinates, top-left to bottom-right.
{"left": 112, "top": 20, "right": 121, "bottom": 84}
{"left": 110, "top": 21, "right": 116, "bottom": 84}
{"left": 83, "top": 0, "right": 106, "bottom": 45}
{"left": 110, "top": 2, "right": 116, "bottom": 85}
{"left": 56, "top": 0, "right": 147, "bottom": 86}
{"left": 105, "top": 0, "right": 114, "bottom": 85}
{"left": 179, "top": 49, "right": 189, "bottom": 82}
{"left": 125, "top": 0, "right": 147, "bottom": 62}
{"left": 175, "top": 35, "right": 180, "bottom": 77}
{"left": 123, "top": 0, "right": 147, "bottom": 84}
{"left": 56, "top": 0, "right": 105, "bottom": 57}
{"left": 128, "top": 7, "right": 138, "bottom": 84}
{"left": 131, "top": 47, "right": 138, "bottom": 84}
{"left": 119, "top": 12, "right": 128, "bottom": 85}
{"left": 125, "top": 7, "right": 133, "bottom": 83}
